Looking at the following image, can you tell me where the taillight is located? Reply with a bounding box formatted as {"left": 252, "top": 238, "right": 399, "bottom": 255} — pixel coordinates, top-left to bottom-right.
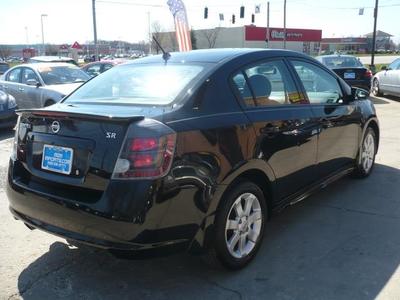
{"left": 365, "top": 70, "right": 372, "bottom": 78}
{"left": 112, "top": 119, "right": 176, "bottom": 179}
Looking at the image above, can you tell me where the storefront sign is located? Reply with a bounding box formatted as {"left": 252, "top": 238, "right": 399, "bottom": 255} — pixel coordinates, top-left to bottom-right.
{"left": 245, "top": 26, "right": 322, "bottom": 42}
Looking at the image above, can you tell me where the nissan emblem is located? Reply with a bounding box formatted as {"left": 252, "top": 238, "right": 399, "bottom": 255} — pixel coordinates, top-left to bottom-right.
{"left": 51, "top": 121, "right": 60, "bottom": 134}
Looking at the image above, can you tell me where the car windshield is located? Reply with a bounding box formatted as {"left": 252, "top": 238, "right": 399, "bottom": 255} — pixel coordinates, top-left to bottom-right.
{"left": 323, "top": 56, "right": 363, "bottom": 68}
{"left": 65, "top": 63, "right": 207, "bottom": 105}
{"left": 38, "top": 66, "right": 90, "bottom": 85}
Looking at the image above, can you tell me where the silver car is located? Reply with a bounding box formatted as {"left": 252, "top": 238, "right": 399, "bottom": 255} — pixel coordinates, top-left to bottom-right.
{"left": 0, "top": 63, "right": 90, "bottom": 109}
{"left": 372, "top": 58, "right": 400, "bottom": 97}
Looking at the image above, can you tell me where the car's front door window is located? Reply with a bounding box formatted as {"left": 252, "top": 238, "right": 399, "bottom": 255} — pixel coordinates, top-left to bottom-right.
{"left": 291, "top": 60, "right": 344, "bottom": 104}
{"left": 22, "top": 68, "right": 40, "bottom": 85}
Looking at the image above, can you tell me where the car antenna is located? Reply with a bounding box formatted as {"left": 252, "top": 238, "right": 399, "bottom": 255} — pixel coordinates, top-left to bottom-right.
{"left": 152, "top": 36, "right": 171, "bottom": 64}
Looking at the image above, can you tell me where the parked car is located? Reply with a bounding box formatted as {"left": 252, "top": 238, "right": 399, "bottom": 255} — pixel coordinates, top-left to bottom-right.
{"left": 315, "top": 54, "right": 372, "bottom": 91}
{"left": 0, "top": 62, "right": 10, "bottom": 75}
{"left": 28, "top": 56, "right": 79, "bottom": 66}
{"left": 7, "top": 49, "right": 379, "bottom": 270}
{"left": 0, "top": 90, "right": 17, "bottom": 129}
{"left": 0, "top": 63, "right": 90, "bottom": 108}
{"left": 372, "top": 58, "right": 400, "bottom": 97}
{"left": 81, "top": 60, "right": 126, "bottom": 77}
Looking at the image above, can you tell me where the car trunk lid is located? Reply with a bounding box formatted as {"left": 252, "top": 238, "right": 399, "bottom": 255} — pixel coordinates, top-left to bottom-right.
{"left": 16, "top": 104, "right": 145, "bottom": 196}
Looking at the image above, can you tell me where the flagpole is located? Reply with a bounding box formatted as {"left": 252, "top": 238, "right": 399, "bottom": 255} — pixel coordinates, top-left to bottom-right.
{"left": 266, "top": 1, "right": 270, "bottom": 48}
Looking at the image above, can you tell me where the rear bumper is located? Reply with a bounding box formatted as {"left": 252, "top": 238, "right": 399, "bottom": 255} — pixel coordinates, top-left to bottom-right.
{"left": 6, "top": 159, "right": 200, "bottom": 252}
{"left": 344, "top": 79, "right": 371, "bottom": 91}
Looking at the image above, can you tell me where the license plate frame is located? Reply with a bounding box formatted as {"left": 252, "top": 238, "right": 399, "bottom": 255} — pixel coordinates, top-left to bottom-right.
{"left": 344, "top": 72, "right": 355, "bottom": 79}
{"left": 41, "top": 144, "right": 74, "bottom": 175}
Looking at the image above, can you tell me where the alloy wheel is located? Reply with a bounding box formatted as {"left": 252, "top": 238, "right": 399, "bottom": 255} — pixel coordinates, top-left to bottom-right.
{"left": 225, "top": 192, "right": 262, "bottom": 259}
{"left": 361, "top": 132, "right": 375, "bottom": 173}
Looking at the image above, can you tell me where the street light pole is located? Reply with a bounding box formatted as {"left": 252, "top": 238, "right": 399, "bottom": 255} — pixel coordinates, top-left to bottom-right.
{"left": 40, "top": 14, "right": 47, "bottom": 55}
{"left": 92, "top": 0, "right": 99, "bottom": 61}
{"left": 283, "top": 0, "right": 287, "bottom": 49}
{"left": 371, "top": 0, "right": 379, "bottom": 72}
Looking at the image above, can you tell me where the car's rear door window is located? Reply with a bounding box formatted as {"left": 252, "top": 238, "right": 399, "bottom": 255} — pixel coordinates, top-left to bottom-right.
{"left": 290, "top": 60, "right": 344, "bottom": 104}
{"left": 7, "top": 68, "right": 22, "bottom": 83}
{"left": 232, "top": 59, "right": 306, "bottom": 107}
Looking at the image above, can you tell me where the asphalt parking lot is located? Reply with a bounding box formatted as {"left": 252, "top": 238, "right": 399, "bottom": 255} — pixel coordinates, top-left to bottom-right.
{"left": 0, "top": 95, "right": 399, "bottom": 300}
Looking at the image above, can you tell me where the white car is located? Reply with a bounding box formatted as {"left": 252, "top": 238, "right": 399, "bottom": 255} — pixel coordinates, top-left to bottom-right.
{"left": 372, "top": 58, "right": 400, "bottom": 97}
{"left": 0, "top": 63, "right": 90, "bottom": 109}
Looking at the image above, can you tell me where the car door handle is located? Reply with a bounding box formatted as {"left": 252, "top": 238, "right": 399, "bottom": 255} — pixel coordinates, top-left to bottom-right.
{"left": 282, "top": 129, "right": 303, "bottom": 136}
{"left": 261, "top": 124, "right": 279, "bottom": 134}
{"left": 321, "top": 119, "right": 333, "bottom": 129}
{"left": 18, "top": 87, "right": 25, "bottom": 91}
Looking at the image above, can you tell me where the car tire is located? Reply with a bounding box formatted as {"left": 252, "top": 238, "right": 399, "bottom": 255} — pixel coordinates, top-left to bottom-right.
{"left": 352, "top": 127, "right": 377, "bottom": 178}
{"left": 204, "top": 181, "right": 267, "bottom": 270}
{"left": 372, "top": 78, "right": 383, "bottom": 97}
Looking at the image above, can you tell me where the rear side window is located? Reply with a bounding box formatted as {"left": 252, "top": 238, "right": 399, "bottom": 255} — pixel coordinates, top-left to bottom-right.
{"left": 7, "top": 68, "right": 21, "bottom": 83}
{"left": 291, "top": 60, "right": 343, "bottom": 104}
{"left": 232, "top": 60, "right": 306, "bottom": 107}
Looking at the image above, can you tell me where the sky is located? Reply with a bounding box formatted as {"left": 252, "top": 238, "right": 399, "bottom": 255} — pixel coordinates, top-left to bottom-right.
{"left": 0, "top": 0, "right": 399, "bottom": 45}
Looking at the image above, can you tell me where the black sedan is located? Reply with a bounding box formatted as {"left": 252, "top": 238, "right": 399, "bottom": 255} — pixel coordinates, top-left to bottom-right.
{"left": 0, "top": 90, "right": 17, "bottom": 129}
{"left": 315, "top": 54, "right": 372, "bottom": 91}
{"left": 7, "top": 49, "right": 379, "bottom": 270}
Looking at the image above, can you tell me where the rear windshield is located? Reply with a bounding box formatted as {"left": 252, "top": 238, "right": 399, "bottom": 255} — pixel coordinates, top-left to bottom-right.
{"left": 38, "top": 65, "right": 90, "bottom": 85}
{"left": 65, "top": 63, "right": 208, "bottom": 105}
{"left": 322, "top": 56, "right": 363, "bottom": 68}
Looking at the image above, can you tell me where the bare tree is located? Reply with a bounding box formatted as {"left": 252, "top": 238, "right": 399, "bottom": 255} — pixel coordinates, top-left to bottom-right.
{"left": 0, "top": 45, "right": 12, "bottom": 60}
{"left": 201, "top": 28, "right": 221, "bottom": 49}
{"left": 151, "top": 21, "right": 165, "bottom": 54}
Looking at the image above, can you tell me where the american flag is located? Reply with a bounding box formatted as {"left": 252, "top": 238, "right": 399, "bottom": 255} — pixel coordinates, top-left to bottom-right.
{"left": 167, "top": 0, "right": 192, "bottom": 52}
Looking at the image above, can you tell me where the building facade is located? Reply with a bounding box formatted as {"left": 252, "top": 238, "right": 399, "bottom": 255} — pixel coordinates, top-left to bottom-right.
{"left": 160, "top": 26, "right": 322, "bottom": 55}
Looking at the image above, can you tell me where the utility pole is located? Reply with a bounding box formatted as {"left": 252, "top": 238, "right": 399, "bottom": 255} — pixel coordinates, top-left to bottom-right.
{"left": 266, "top": 1, "right": 270, "bottom": 48}
{"left": 40, "top": 14, "right": 47, "bottom": 55}
{"left": 24, "top": 26, "right": 29, "bottom": 48}
{"left": 92, "top": 0, "right": 99, "bottom": 61}
{"left": 283, "top": 0, "right": 287, "bottom": 49}
{"left": 371, "top": 0, "right": 379, "bottom": 72}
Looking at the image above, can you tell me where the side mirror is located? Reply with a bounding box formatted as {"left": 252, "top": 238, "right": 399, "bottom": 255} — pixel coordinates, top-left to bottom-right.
{"left": 381, "top": 66, "right": 387, "bottom": 71}
{"left": 26, "top": 79, "right": 40, "bottom": 87}
{"left": 351, "top": 87, "right": 369, "bottom": 100}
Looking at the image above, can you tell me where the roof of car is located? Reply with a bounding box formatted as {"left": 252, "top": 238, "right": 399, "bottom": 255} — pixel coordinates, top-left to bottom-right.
{"left": 126, "top": 48, "right": 309, "bottom": 64}
{"left": 29, "top": 56, "right": 75, "bottom": 62}
{"left": 9, "top": 62, "right": 79, "bottom": 70}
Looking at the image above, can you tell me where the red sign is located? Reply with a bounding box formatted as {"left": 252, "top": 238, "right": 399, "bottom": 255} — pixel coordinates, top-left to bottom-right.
{"left": 245, "top": 26, "right": 322, "bottom": 42}
{"left": 71, "top": 41, "right": 82, "bottom": 49}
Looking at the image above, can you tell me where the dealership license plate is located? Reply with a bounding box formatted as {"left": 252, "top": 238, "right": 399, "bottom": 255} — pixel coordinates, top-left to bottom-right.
{"left": 41, "top": 144, "right": 73, "bottom": 175}
{"left": 344, "top": 72, "right": 355, "bottom": 79}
